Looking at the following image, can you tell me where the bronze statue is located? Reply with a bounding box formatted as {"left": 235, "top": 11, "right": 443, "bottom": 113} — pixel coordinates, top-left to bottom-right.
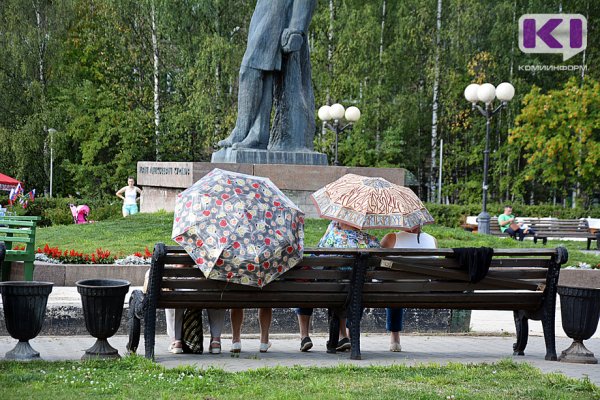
{"left": 218, "top": 0, "right": 317, "bottom": 152}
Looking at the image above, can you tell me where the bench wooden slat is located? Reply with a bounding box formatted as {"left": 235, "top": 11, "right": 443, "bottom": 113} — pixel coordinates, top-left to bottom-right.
{"left": 0, "top": 228, "right": 33, "bottom": 235}
{"left": 162, "top": 280, "right": 351, "bottom": 292}
{"left": 164, "top": 245, "right": 560, "bottom": 257}
{"left": 0, "top": 220, "right": 36, "bottom": 227}
{"left": 0, "top": 236, "right": 34, "bottom": 243}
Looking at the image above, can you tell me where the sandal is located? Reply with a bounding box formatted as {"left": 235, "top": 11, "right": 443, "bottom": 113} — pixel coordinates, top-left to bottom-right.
{"left": 389, "top": 342, "right": 402, "bottom": 352}
{"left": 209, "top": 340, "right": 221, "bottom": 354}
{"left": 230, "top": 341, "right": 242, "bottom": 353}
{"left": 168, "top": 340, "right": 183, "bottom": 354}
{"left": 259, "top": 342, "right": 272, "bottom": 353}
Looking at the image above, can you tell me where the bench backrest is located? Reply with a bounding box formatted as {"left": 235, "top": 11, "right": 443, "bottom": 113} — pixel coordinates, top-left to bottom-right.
{"left": 149, "top": 244, "right": 565, "bottom": 311}
{"left": 0, "top": 215, "right": 41, "bottom": 262}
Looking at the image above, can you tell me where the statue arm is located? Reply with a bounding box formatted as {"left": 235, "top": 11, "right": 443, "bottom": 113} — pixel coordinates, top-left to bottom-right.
{"left": 281, "top": 0, "right": 316, "bottom": 54}
{"left": 288, "top": 0, "right": 317, "bottom": 33}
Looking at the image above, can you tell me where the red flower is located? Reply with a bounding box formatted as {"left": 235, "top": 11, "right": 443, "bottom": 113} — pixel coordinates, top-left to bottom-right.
{"left": 216, "top": 199, "right": 223, "bottom": 206}
{"left": 227, "top": 271, "right": 234, "bottom": 280}
{"left": 144, "top": 247, "right": 152, "bottom": 258}
{"left": 219, "top": 219, "right": 228, "bottom": 227}
{"left": 196, "top": 257, "right": 205, "bottom": 265}
{"left": 246, "top": 212, "right": 253, "bottom": 220}
{"left": 286, "top": 246, "right": 294, "bottom": 254}
{"left": 196, "top": 239, "right": 204, "bottom": 247}
{"left": 277, "top": 265, "right": 283, "bottom": 273}
{"left": 265, "top": 211, "right": 273, "bottom": 218}
{"left": 247, "top": 263, "right": 255, "bottom": 272}
{"left": 255, "top": 193, "right": 261, "bottom": 199}
{"left": 273, "top": 201, "right": 281, "bottom": 207}
{"left": 219, "top": 237, "right": 227, "bottom": 244}
{"left": 257, "top": 278, "right": 262, "bottom": 286}
{"left": 232, "top": 242, "right": 241, "bottom": 249}
{"left": 203, "top": 210, "right": 210, "bottom": 216}
{"left": 175, "top": 236, "right": 184, "bottom": 242}
{"left": 185, "top": 201, "right": 192, "bottom": 208}
{"left": 221, "top": 194, "right": 230, "bottom": 200}
{"left": 264, "top": 238, "right": 271, "bottom": 245}
{"left": 252, "top": 183, "right": 259, "bottom": 189}
{"left": 263, "top": 261, "right": 270, "bottom": 268}
{"left": 235, "top": 188, "right": 243, "bottom": 194}
{"left": 216, "top": 259, "right": 224, "bottom": 266}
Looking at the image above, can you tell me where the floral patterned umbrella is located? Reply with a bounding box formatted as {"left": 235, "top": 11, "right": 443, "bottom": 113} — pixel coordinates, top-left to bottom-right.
{"left": 311, "top": 174, "right": 434, "bottom": 230}
{"left": 172, "top": 168, "right": 304, "bottom": 288}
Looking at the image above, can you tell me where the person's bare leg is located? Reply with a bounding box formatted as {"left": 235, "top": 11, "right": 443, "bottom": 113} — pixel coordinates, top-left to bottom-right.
{"left": 339, "top": 318, "right": 349, "bottom": 339}
{"left": 390, "top": 331, "right": 400, "bottom": 344}
{"left": 259, "top": 308, "right": 272, "bottom": 344}
{"left": 230, "top": 309, "right": 243, "bottom": 345}
{"left": 218, "top": 67, "right": 263, "bottom": 148}
{"left": 233, "top": 73, "right": 273, "bottom": 149}
{"left": 298, "top": 314, "right": 311, "bottom": 338}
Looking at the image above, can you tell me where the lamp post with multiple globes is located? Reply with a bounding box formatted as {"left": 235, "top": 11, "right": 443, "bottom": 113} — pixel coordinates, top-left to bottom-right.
{"left": 464, "top": 82, "right": 515, "bottom": 234}
{"left": 317, "top": 103, "right": 361, "bottom": 166}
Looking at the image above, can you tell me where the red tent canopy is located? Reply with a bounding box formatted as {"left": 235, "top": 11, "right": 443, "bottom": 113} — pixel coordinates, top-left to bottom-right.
{"left": 0, "top": 173, "right": 21, "bottom": 192}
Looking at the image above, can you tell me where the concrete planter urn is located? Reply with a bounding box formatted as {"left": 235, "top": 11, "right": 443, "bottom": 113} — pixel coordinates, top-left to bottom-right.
{"left": 0, "top": 281, "right": 53, "bottom": 360}
{"left": 76, "top": 279, "right": 130, "bottom": 360}
{"left": 558, "top": 284, "right": 600, "bottom": 364}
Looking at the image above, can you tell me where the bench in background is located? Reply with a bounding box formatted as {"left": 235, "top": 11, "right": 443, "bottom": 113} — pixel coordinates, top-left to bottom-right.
{"left": 0, "top": 215, "right": 41, "bottom": 281}
{"left": 490, "top": 217, "right": 600, "bottom": 249}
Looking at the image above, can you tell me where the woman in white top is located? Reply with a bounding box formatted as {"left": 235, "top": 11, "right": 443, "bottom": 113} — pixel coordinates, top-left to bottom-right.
{"left": 381, "top": 226, "right": 438, "bottom": 352}
{"left": 116, "top": 177, "right": 142, "bottom": 217}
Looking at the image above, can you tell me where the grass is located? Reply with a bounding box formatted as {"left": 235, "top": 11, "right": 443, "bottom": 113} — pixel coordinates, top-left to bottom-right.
{"left": 35, "top": 212, "right": 600, "bottom": 266}
{"left": 0, "top": 357, "right": 597, "bottom": 399}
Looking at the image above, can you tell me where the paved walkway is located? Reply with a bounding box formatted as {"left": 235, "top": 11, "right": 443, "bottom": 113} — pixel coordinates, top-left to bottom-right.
{"left": 3, "top": 287, "right": 600, "bottom": 384}
{"left": 1, "top": 334, "right": 598, "bottom": 384}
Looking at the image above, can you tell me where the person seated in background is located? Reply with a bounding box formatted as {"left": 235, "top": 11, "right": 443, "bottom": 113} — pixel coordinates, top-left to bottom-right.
{"left": 498, "top": 205, "right": 535, "bottom": 241}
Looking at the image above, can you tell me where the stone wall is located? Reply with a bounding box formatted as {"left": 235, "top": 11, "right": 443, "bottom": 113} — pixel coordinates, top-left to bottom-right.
{"left": 137, "top": 161, "right": 416, "bottom": 217}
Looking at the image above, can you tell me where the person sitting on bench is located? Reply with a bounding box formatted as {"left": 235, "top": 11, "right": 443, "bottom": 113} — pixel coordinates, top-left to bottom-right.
{"left": 498, "top": 205, "right": 535, "bottom": 241}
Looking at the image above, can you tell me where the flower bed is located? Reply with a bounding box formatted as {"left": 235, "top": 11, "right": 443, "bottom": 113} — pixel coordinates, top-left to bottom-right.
{"left": 35, "top": 244, "right": 152, "bottom": 265}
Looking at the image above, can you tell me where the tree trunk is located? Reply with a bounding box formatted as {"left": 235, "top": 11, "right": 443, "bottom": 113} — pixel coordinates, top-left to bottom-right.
{"left": 429, "top": 0, "right": 442, "bottom": 202}
{"left": 375, "top": 0, "right": 386, "bottom": 152}
{"left": 151, "top": 0, "right": 161, "bottom": 161}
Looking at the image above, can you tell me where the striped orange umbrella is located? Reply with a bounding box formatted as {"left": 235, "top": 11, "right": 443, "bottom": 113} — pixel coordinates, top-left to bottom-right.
{"left": 311, "top": 174, "right": 434, "bottom": 230}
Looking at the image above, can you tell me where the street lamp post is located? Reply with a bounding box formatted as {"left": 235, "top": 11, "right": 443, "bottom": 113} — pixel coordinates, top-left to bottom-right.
{"left": 464, "top": 82, "right": 515, "bottom": 234}
{"left": 48, "top": 128, "right": 57, "bottom": 198}
{"left": 318, "top": 103, "right": 361, "bottom": 166}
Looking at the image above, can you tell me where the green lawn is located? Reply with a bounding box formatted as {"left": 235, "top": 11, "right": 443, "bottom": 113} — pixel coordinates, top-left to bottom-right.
{"left": 35, "top": 212, "right": 600, "bottom": 266}
{"left": 0, "top": 357, "right": 597, "bottom": 399}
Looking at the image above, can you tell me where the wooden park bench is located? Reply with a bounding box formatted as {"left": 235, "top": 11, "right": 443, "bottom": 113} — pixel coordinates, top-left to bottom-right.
{"left": 490, "top": 217, "right": 600, "bottom": 249}
{"left": 127, "top": 243, "right": 568, "bottom": 361}
{"left": 0, "top": 215, "right": 41, "bottom": 281}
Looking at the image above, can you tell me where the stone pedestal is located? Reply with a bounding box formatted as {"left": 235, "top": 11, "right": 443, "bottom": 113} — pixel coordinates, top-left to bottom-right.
{"left": 211, "top": 148, "right": 328, "bottom": 165}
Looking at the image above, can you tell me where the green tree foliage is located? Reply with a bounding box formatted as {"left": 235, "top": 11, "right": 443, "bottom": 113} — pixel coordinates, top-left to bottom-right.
{"left": 510, "top": 78, "right": 600, "bottom": 205}
{"left": 0, "top": 0, "right": 599, "bottom": 205}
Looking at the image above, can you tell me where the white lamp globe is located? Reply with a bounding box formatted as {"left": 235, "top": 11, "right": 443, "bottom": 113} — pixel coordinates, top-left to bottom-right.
{"left": 464, "top": 84, "right": 480, "bottom": 103}
{"left": 345, "top": 106, "right": 361, "bottom": 122}
{"left": 496, "top": 82, "right": 515, "bottom": 102}
{"left": 318, "top": 105, "right": 332, "bottom": 121}
{"left": 329, "top": 103, "right": 345, "bottom": 120}
{"left": 477, "top": 83, "right": 496, "bottom": 104}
